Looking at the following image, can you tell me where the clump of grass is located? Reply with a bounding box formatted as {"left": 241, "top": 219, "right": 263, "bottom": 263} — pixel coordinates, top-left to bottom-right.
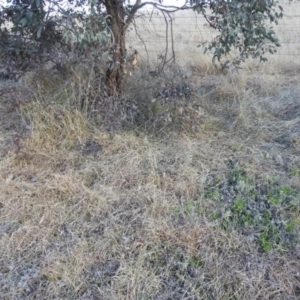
{"left": 123, "top": 64, "right": 227, "bottom": 136}
{"left": 22, "top": 102, "right": 91, "bottom": 152}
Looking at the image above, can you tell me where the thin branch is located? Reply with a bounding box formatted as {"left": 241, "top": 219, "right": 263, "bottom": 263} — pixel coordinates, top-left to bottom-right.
{"left": 124, "top": 0, "right": 207, "bottom": 31}
{"left": 105, "top": 15, "right": 115, "bottom": 44}
{"left": 125, "top": 0, "right": 142, "bottom": 26}
{"left": 134, "top": 1, "right": 195, "bottom": 13}
{"left": 157, "top": 10, "right": 170, "bottom": 73}
{"left": 162, "top": 10, "right": 168, "bottom": 65}
{"left": 132, "top": 18, "right": 150, "bottom": 65}
{"left": 203, "top": 13, "right": 218, "bottom": 29}
{"left": 167, "top": 11, "right": 176, "bottom": 64}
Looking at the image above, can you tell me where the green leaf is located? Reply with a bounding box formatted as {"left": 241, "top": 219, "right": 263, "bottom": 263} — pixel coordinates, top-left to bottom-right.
{"left": 20, "top": 18, "right": 27, "bottom": 27}
{"left": 37, "top": 26, "right": 43, "bottom": 38}
{"left": 26, "top": 11, "right": 33, "bottom": 19}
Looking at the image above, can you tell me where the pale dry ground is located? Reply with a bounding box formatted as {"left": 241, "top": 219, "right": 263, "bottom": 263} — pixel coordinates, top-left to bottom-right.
{"left": 1, "top": 2, "right": 300, "bottom": 299}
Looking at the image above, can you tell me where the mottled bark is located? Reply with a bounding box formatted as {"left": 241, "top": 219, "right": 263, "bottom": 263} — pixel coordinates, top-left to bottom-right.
{"left": 104, "top": 0, "right": 127, "bottom": 95}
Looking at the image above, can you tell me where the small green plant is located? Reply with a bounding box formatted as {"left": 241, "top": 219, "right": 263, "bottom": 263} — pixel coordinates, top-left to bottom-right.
{"left": 233, "top": 198, "right": 246, "bottom": 214}
{"left": 282, "top": 186, "right": 293, "bottom": 196}
{"left": 207, "top": 190, "right": 221, "bottom": 201}
{"left": 204, "top": 169, "right": 300, "bottom": 252}
{"left": 189, "top": 256, "right": 204, "bottom": 268}
{"left": 286, "top": 221, "right": 296, "bottom": 233}
{"left": 290, "top": 169, "right": 299, "bottom": 177}
{"left": 184, "top": 200, "right": 196, "bottom": 215}
{"left": 259, "top": 226, "right": 280, "bottom": 252}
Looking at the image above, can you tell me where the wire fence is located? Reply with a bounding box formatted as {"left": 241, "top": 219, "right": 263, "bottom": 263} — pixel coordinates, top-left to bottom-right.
{"left": 126, "top": 4, "right": 300, "bottom": 65}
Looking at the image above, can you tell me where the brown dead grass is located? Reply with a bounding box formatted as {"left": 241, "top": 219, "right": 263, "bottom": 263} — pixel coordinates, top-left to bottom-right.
{"left": 1, "top": 60, "right": 300, "bottom": 299}
{"left": 1, "top": 2, "right": 300, "bottom": 298}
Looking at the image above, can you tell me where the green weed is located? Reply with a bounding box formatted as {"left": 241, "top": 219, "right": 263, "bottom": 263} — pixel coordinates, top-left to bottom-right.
{"left": 204, "top": 169, "right": 300, "bottom": 252}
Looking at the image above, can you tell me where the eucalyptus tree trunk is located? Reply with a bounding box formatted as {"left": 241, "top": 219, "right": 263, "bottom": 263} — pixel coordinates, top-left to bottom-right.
{"left": 104, "top": 0, "right": 127, "bottom": 95}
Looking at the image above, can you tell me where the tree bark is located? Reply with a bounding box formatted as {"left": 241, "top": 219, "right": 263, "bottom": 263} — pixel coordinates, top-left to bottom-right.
{"left": 104, "top": 0, "right": 127, "bottom": 96}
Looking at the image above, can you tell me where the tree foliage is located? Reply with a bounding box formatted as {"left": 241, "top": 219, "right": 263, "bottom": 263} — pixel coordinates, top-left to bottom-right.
{"left": 198, "top": 0, "right": 283, "bottom": 68}
{"left": 0, "top": 0, "right": 283, "bottom": 90}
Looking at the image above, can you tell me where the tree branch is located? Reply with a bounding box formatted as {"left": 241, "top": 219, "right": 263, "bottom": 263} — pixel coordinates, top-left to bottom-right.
{"left": 125, "top": 1, "right": 140, "bottom": 24}
{"left": 135, "top": 1, "right": 193, "bottom": 13}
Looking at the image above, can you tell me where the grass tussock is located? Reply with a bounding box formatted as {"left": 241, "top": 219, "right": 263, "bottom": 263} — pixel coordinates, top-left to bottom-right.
{"left": 1, "top": 56, "right": 300, "bottom": 300}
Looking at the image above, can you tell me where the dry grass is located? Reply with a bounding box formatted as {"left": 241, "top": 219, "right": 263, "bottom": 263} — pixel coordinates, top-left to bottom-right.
{"left": 1, "top": 2, "right": 300, "bottom": 299}
{"left": 1, "top": 60, "right": 300, "bottom": 299}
